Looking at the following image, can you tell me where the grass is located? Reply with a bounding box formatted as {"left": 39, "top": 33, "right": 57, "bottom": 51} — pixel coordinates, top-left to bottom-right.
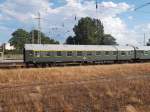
{"left": 0, "top": 63, "right": 150, "bottom": 112}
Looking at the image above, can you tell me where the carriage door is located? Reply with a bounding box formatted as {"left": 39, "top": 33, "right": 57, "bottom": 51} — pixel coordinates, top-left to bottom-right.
{"left": 136, "top": 50, "right": 143, "bottom": 59}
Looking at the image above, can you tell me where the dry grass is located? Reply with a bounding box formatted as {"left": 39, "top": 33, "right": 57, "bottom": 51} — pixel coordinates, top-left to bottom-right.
{"left": 0, "top": 63, "right": 150, "bottom": 112}
{"left": 0, "top": 63, "right": 149, "bottom": 84}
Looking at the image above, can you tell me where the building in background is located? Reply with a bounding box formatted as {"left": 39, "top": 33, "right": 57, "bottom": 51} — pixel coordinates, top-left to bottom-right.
{"left": 5, "top": 43, "right": 15, "bottom": 50}
{"left": 0, "top": 43, "right": 15, "bottom": 60}
{"left": 0, "top": 44, "right": 4, "bottom": 60}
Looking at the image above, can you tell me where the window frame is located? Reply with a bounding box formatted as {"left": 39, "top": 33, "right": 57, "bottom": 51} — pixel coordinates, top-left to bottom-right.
{"left": 121, "top": 51, "right": 126, "bottom": 56}
{"left": 144, "top": 51, "right": 149, "bottom": 55}
{"left": 41, "top": 52, "right": 47, "bottom": 57}
{"left": 86, "top": 51, "right": 93, "bottom": 56}
{"left": 77, "top": 51, "right": 83, "bottom": 56}
{"left": 56, "top": 51, "right": 62, "bottom": 57}
{"left": 96, "top": 51, "right": 101, "bottom": 56}
{"left": 46, "top": 52, "right": 52, "bottom": 56}
{"left": 67, "top": 51, "right": 73, "bottom": 57}
{"left": 105, "top": 51, "right": 110, "bottom": 56}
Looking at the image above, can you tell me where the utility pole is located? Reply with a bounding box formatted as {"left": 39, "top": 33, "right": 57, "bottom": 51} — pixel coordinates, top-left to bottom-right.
{"left": 32, "top": 29, "right": 34, "bottom": 44}
{"left": 144, "top": 33, "right": 146, "bottom": 46}
{"left": 32, "top": 27, "right": 35, "bottom": 44}
{"left": 95, "top": 0, "right": 98, "bottom": 21}
{"left": 35, "top": 12, "right": 42, "bottom": 44}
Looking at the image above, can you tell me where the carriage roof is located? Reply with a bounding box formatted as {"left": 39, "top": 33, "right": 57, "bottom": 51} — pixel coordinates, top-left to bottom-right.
{"left": 25, "top": 44, "right": 135, "bottom": 51}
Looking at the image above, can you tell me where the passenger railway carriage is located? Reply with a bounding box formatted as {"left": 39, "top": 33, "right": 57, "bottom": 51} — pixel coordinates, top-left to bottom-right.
{"left": 24, "top": 44, "right": 150, "bottom": 65}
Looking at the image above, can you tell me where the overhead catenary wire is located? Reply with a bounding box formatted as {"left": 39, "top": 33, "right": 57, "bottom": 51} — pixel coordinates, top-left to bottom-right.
{"left": 134, "top": 2, "right": 150, "bottom": 14}
{"left": 134, "top": 2, "right": 150, "bottom": 45}
{"left": 135, "top": 2, "right": 150, "bottom": 11}
{"left": 31, "top": 27, "right": 35, "bottom": 44}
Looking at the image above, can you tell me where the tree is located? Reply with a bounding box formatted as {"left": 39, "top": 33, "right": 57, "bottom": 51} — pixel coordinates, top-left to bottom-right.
{"left": 66, "top": 36, "right": 75, "bottom": 44}
{"left": 29, "top": 30, "right": 59, "bottom": 44}
{"left": 9, "top": 29, "right": 59, "bottom": 50}
{"left": 66, "top": 17, "right": 117, "bottom": 45}
{"left": 9, "top": 29, "right": 30, "bottom": 50}
{"left": 103, "top": 34, "right": 117, "bottom": 45}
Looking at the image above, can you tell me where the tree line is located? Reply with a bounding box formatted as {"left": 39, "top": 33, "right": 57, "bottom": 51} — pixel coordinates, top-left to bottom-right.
{"left": 9, "top": 29, "right": 59, "bottom": 50}
{"left": 66, "top": 17, "right": 116, "bottom": 45}
{"left": 9, "top": 17, "right": 117, "bottom": 51}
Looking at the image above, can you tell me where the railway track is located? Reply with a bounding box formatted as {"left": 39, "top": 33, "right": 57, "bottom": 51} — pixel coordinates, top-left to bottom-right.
{"left": 0, "top": 59, "right": 149, "bottom": 69}
{"left": 0, "top": 60, "right": 109, "bottom": 69}
{"left": 0, "top": 60, "right": 25, "bottom": 68}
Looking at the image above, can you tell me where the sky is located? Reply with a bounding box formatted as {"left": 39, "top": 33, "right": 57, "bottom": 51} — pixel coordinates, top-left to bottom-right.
{"left": 1, "top": 0, "right": 150, "bottom": 45}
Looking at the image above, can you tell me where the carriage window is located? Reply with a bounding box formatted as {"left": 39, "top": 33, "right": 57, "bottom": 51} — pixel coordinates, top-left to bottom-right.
{"left": 105, "top": 51, "right": 110, "bottom": 56}
{"left": 128, "top": 51, "right": 132, "bottom": 55}
{"left": 87, "top": 51, "right": 92, "bottom": 56}
{"left": 56, "top": 51, "right": 62, "bottom": 56}
{"left": 67, "top": 51, "right": 73, "bottom": 56}
{"left": 96, "top": 51, "right": 101, "bottom": 56}
{"left": 77, "top": 51, "right": 83, "bottom": 56}
{"left": 41, "top": 52, "right": 46, "bottom": 56}
{"left": 144, "top": 51, "right": 149, "bottom": 55}
{"left": 46, "top": 52, "right": 51, "bottom": 56}
{"left": 113, "top": 51, "right": 117, "bottom": 55}
{"left": 121, "top": 51, "right": 126, "bottom": 56}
